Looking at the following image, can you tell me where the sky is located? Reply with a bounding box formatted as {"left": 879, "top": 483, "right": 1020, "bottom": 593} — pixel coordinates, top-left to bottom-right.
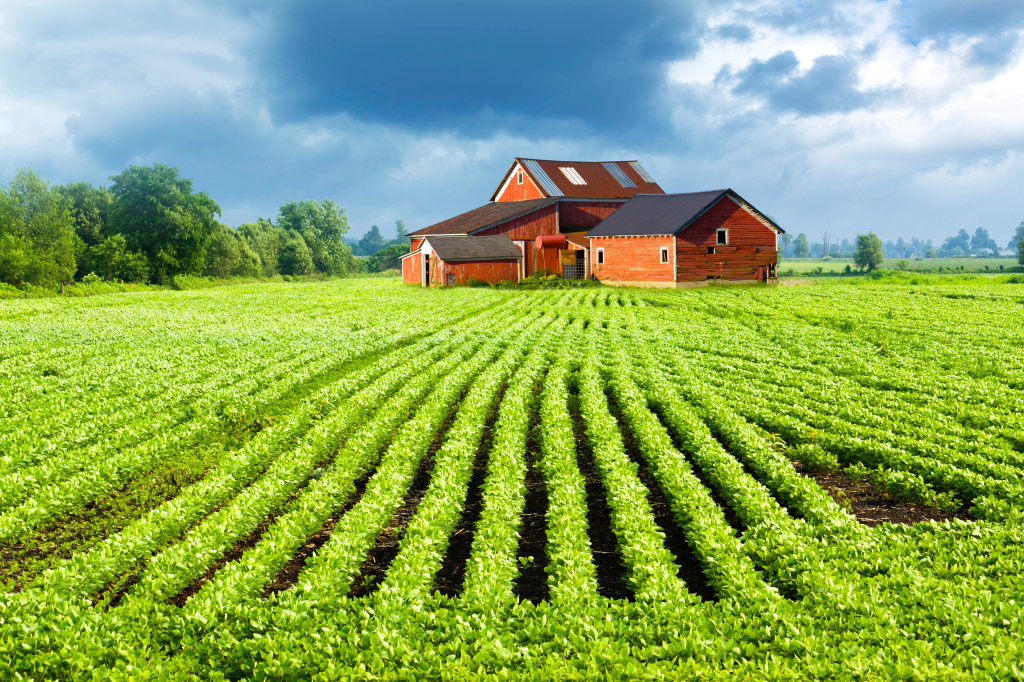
{"left": 1, "top": 0, "right": 1023, "bottom": 245}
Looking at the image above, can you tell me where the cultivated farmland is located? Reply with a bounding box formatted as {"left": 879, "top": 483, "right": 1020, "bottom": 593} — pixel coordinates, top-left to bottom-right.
{"left": 1, "top": 278, "right": 1023, "bottom": 679}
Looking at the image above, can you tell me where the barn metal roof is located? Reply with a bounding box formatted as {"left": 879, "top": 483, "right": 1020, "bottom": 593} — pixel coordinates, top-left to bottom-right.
{"left": 585, "top": 190, "right": 785, "bottom": 237}
{"left": 408, "top": 198, "right": 556, "bottom": 237}
{"left": 424, "top": 235, "right": 524, "bottom": 262}
{"left": 489, "top": 158, "right": 664, "bottom": 200}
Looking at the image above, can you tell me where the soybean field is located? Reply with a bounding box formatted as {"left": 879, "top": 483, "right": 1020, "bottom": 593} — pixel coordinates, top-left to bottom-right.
{"left": 1, "top": 278, "right": 1023, "bottom": 680}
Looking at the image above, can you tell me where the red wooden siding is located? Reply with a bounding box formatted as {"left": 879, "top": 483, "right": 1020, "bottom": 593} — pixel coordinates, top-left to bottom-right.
{"left": 497, "top": 169, "right": 545, "bottom": 202}
{"left": 558, "top": 201, "right": 624, "bottom": 228}
{"left": 410, "top": 237, "right": 424, "bottom": 251}
{"left": 676, "top": 197, "right": 778, "bottom": 283}
{"left": 439, "top": 260, "right": 519, "bottom": 285}
{"left": 590, "top": 236, "right": 675, "bottom": 283}
{"left": 402, "top": 252, "right": 423, "bottom": 285}
{"left": 475, "top": 204, "right": 557, "bottom": 241}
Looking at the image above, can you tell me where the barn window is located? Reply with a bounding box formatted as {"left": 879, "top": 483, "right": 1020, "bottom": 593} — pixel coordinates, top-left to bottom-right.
{"left": 517, "top": 169, "right": 523, "bottom": 185}
{"left": 660, "top": 247, "right": 669, "bottom": 263}
{"left": 717, "top": 229, "right": 728, "bottom": 245}
{"left": 597, "top": 248, "right": 605, "bottom": 265}
{"left": 707, "top": 246, "right": 716, "bottom": 255}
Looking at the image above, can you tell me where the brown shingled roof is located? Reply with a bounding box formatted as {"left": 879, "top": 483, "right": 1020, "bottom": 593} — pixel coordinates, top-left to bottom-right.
{"left": 407, "top": 198, "right": 555, "bottom": 237}
{"left": 425, "top": 235, "right": 524, "bottom": 261}
{"left": 490, "top": 158, "right": 665, "bottom": 201}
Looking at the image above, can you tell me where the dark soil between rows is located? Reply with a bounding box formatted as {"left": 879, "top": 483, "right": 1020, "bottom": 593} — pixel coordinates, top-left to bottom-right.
{"left": 345, "top": 402, "right": 460, "bottom": 599}
{"left": 513, "top": 401, "right": 550, "bottom": 604}
{"left": 791, "top": 461, "right": 976, "bottom": 526}
{"left": 567, "top": 387, "right": 634, "bottom": 602}
{"left": 432, "top": 383, "right": 506, "bottom": 597}
{"left": 606, "top": 391, "right": 717, "bottom": 602}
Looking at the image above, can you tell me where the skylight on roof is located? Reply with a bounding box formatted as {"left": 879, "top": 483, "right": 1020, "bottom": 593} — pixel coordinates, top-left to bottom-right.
{"left": 558, "top": 167, "right": 587, "bottom": 185}
{"left": 602, "top": 162, "right": 636, "bottom": 188}
{"left": 628, "top": 161, "right": 655, "bottom": 184}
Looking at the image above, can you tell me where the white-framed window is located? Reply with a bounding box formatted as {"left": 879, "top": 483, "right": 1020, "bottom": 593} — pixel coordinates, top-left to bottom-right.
{"left": 596, "top": 248, "right": 605, "bottom": 265}
{"left": 517, "top": 169, "right": 523, "bottom": 185}
{"left": 660, "top": 247, "right": 669, "bottom": 263}
{"left": 717, "top": 228, "right": 728, "bottom": 245}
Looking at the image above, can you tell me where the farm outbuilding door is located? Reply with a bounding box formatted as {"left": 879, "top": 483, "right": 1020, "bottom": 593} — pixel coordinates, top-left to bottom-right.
{"left": 560, "top": 249, "right": 585, "bottom": 280}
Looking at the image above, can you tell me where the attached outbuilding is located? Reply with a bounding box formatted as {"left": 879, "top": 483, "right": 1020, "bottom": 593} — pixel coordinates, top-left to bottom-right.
{"left": 587, "top": 189, "right": 784, "bottom": 287}
{"left": 401, "top": 234, "right": 523, "bottom": 287}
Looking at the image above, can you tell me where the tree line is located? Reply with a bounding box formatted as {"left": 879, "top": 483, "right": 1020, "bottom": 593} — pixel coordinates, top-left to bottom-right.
{"left": 0, "top": 164, "right": 410, "bottom": 291}
{"left": 779, "top": 224, "right": 1024, "bottom": 263}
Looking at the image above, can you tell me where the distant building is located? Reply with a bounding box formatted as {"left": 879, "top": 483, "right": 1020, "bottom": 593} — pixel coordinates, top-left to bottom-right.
{"left": 402, "top": 159, "right": 782, "bottom": 287}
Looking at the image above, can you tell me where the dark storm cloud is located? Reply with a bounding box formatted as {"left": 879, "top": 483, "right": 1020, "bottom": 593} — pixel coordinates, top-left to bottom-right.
{"left": 732, "top": 51, "right": 887, "bottom": 116}
{"left": 254, "top": 0, "right": 700, "bottom": 134}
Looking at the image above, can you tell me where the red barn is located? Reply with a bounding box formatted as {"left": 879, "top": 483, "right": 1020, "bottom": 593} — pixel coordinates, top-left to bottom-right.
{"left": 587, "top": 190, "right": 783, "bottom": 287}
{"left": 404, "top": 158, "right": 663, "bottom": 285}
{"left": 401, "top": 234, "right": 522, "bottom": 287}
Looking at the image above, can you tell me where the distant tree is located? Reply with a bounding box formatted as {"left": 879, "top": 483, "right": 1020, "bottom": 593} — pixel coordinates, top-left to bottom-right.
{"left": 0, "top": 169, "right": 78, "bottom": 289}
{"left": 1015, "top": 220, "right": 1024, "bottom": 266}
{"left": 358, "top": 225, "right": 387, "bottom": 256}
{"left": 794, "top": 233, "right": 810, "bottom": 258}
{"left": 778, "top": 233, "right": 793, "bottom": 258}
{"left": 107, "top": 164, "right": 221, "bottom": 283}
{"left": 394, "top": 219, "right": 408, "bottom": 241}
{"left": 84, "top": 234, "right": 150, "bottom": 282}
{"left": 54, "top": 182, "right": 112, "bottom": 249}
{"left": 925, "top": 246, "right": 937, "bottom": 259}
{"left": 278, "top": 234, "right": 314, "bottom": 276}
{"left": 970, "top": 227, "right": 998, "bottom": 252}
{"left": 854, "top": 232, "right": 884, "bottom": 270}
{"left": 939, "top": 229, "right": 971, "bottom": 257}
{"left": 368, "top": 243, "right": 408, "bottom": 272}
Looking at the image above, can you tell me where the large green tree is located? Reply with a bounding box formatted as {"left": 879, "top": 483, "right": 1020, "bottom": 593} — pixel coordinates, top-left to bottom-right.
{"left": 107, "top": 164, "right": 221, "bottom": 283}
{"left": 277, "top": 199, "right": 354, "bottom": 275}
{"left": 84, "top": 234, "right": 151, "bottom": 283}
{"left": 854, "top": 232, "right": 884, "bottom": 270}
{"left": 0, "top": 169, "right": 78, "bottom": 289}
{"left": 54, "top": 182, "right": 112, "bottom": 249}
{"left": 237, "top": 218, "right": 288, "bottom": 277}
{"left": 204, "top": 225, "right": 261, "bottom": 279}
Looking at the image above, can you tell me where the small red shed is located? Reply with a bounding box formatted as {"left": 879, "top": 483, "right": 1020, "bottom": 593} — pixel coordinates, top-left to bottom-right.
{"left": 587, "top": 190, "right": 784, "bottom": 287}
{"left": 401, "top": 234, "right": 523, "bottom": 287}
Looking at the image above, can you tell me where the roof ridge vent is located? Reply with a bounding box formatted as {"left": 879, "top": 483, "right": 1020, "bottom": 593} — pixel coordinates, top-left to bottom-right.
{"left": 558, "top": 166, "right": 587, "bottom": 185}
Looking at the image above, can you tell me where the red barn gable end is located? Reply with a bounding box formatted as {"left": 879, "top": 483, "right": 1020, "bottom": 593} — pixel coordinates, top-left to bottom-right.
{"left": 587, "top": 190, "right": 784, "bottom": 288}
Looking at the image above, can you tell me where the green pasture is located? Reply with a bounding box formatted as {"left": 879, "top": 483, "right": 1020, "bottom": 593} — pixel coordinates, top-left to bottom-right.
{"left": 779, "top": 256, "right": 1020, "bottom": 277}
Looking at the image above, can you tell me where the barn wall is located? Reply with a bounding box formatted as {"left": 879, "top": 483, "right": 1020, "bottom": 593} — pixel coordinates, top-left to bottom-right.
{"left": 410, "top": 237, "right": 424, "bottom": 252}
{"left": 558, "top": 201, "right": 624, "bottom": 228}
{"left": 497, "top": 167, "right": 545, "bottom": 202}
{"left": 440, "top": 259, "right": 520, "bottom": 285}
{"left": 676, "top": 197, "right": 778, "bottom": 283}
{"left": 401, "top": 251, "right": 426, "bottom": 286}
{"left": 590, "top": 235, "right": 675, "bottom": 283}
{"left": 402, "top": 254, "right": 418, "bottom": 285}
{"left": 475, "top": 204, "right": 557, "bottom": 241}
